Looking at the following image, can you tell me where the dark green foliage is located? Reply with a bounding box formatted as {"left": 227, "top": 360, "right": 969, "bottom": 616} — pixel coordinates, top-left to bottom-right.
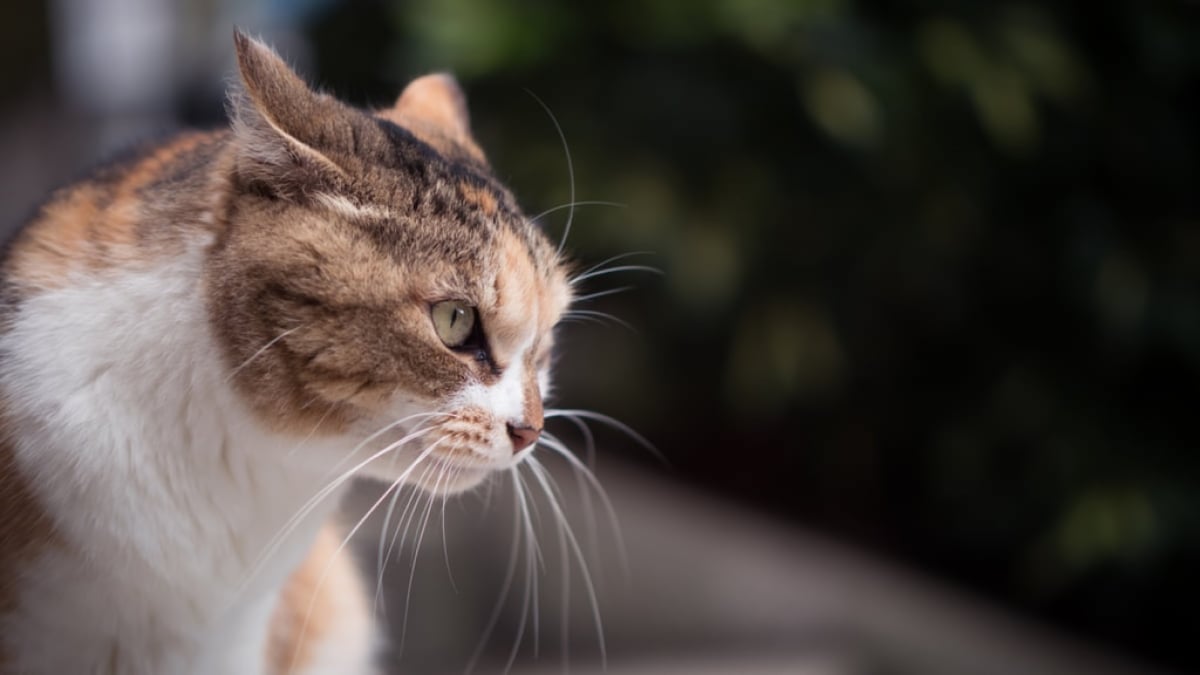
{"left": 306, "top": 1, "right": 1200, "bottom": 668}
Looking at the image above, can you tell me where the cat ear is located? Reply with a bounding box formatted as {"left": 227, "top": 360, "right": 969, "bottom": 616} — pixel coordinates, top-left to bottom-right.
{"left": 379, "top": 74, "right": 487, "bottom": 164}
{"left": 230, "top": 30, "right": 356, "bottom": 196}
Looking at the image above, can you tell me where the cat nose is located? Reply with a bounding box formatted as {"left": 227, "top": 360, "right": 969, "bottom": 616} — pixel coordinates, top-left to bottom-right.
{"left": 506, "top": 421, "right": 541, "bottom": 454}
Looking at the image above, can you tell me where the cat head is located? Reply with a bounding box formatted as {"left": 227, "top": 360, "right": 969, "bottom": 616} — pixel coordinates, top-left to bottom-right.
{"left": 207, "top": 32, "right": 572, "bottom": 493}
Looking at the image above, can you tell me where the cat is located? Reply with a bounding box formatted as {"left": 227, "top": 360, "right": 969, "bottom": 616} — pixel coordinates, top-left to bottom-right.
{"left": 0, "top": 30, "right": 572, "bottom": 674}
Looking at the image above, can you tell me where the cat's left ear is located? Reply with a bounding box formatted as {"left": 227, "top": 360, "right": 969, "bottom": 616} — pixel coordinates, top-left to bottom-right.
{"left": 378, "top": 74, "right": 487, "bottom": 164}
{"left": 230, "top": 30, "right": 380, "bottom": 197}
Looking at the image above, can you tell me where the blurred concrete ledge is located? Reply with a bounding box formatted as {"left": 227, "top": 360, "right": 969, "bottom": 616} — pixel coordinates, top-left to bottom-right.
{"left": 505, "top": 654, "right": 851, "bottom": 675}
{"left": 345, "top": 454, "right": 1171, "bottom": 675}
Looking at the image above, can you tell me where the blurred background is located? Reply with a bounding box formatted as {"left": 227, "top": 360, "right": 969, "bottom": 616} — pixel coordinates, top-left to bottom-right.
{"left": 1, "top": 0, "right": 1197, "bottom": 673}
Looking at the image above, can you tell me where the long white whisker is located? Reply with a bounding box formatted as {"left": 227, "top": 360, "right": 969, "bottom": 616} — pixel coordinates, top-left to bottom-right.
{"left": 558, "top": 314, "right": 610, "bottom": 328}
{"left": 517, "top": 466, "right": 542, "bottom": 659}
{"left": 377, "top": 460, "right": 437, "bottom": 619}
{"left": 396, "top": 460, "right": 444, "bottom": 658}
{"left": 265, "top": 427, "right": 433, "bottom": 550}
{"left": 464, "top": 469, "right": 524, "bottom": 675}
{"left": 375, "top": 457, "right": 438, "bottom": 615}
{"left": 504, "top": 465, "right": 539, "bottom": 673}
{"left": 569, "top": 264, "right": 664, "bottom": 286}
{"left": 542, "top": 428, "right": 598, "bottom": 555}
{"left": 563, "top": 309, "right": 636, "bottom": 332}
{"left": 530, "top": 200, "right": 626, "bottom": 224}
{"left": 524, "top": 89, "right": 576, "bottom": 258}
{"left": 439, "top": 472, "right": 459, "bottom": 594}
{"left": 480, "top": 471, "right": 498, "bottom": 513}
{"left": 288, "top": 436, "right": 446, "bottom": 672}
{"left": 321, "top": 412, "right": 453, "bottom": 481}
{"left": 372, "top": 478, "right": 408, "bottom": 617}
{"left": 570, "top": 285, "right": 635, "bottom": 303}
{"left": 527, "top": 456, "right": 607, "bottom": 670}
{"left": 544, "top": 408, "right": 667, "bottom": 466}
{"left": 549, "top": 412, "right": 597, "bottom": 468}
{"left": 559, "top": 497, "right": 572, "bottom": 673}
{"left": 570, "top": 251, "right": 654, "bottom": 282}
{"left": 385, "top": 463, "right": 432, "bottom": 569}
{"left": 539, "top": 434, "right": 629, "bottom": 581}
{"left": 240, "top": 423, "right": 442, "bottom": 594}
{"left": 530, "top": 453, "right": 574, "bottom": 671}
{"left": 542, "top": 430, "right": 600, "bottom": 565}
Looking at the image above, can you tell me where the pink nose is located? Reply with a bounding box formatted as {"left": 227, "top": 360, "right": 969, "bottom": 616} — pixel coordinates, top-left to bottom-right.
{"left": 506, "top": 422, "right": 541, "bottom": 453}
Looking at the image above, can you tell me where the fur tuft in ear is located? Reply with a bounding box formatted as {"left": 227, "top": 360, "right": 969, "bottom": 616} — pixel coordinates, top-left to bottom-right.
{"left": 229, "top": 30, "right": 357, "bottom": 197}
{"left": 379, "top": 74, "right": 487, "bottom": 164}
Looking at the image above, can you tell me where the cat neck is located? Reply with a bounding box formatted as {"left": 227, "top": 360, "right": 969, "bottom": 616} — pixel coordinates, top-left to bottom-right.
{"left": 0, "top": 231, "right": 352, "bottom": 670}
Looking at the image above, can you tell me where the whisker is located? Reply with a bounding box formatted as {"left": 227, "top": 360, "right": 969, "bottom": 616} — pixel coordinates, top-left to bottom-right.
{"left": 464, "top": 469, "right": 524, "bottom": 675}
{"left": 376, "top": 441, "right": 429, "bottom": 610}
{"left": 269, "top": 425, "right": 434, "bottom": 546}
{"left": 527, "top": 456, "right": 607, "bottom": 670}
{"left": 321, "top": 411, "right": 454, "bottom": 480}
{"left": 523, "top": 467, "right": 542, "bottom": 661}
{"left": 558, "top": 314, "right": 610, "bottom": 328}
{"left": 544, "top": 408, "right": 668, "bottom": 467}
{"left": 240, "top": 422, "right": 442, "bottom": 594}
{"left": 396, "top": 460, "right": 444, "bottom": 658}
{"left": 545, "top": 427, "right": 602, "bottom": 576}
{"left": 372, "top": 479, "right": 406, "bottom": 617}
{"left": 569, "top": 264, "right": 664, "bottom": 287}
{"left": 504, "top": 465, "right": 539, "bottom": 673}
{"left": 563, "top": 309, "right": 636, "bottom": 332}
{"left": 570, "top": 285, "right": 634, "bottom": 303}
{"left": 539, "top": 434, "right": 629, "bottom": 581}
{"left": 374, "top": 459, "right": 436, "bottom": 616}
{"left": 283, "top": 402, "right": 339, "bottom": 459}
{"left": 545, "top": 425, "right": 597, "bottom": 519}
{"left": 288, "top": 436, "right": 447, "bottom": 672}
{"left": 530, "top": 200, "right": 626, "bottom": 224}
{"left": 386, "top": 463, "right": 433, "bottom": 567}
{"left": 524, "top": 89, "right": 576, "bottom": 258}
{"left": 439, "top": 472, "right": 459, "bottom": 594}
{"left": 530, "top": 453, "right": 575, "bottom": 672}
{"left": 519, "top": 467, "right": 547, "bottom": 553}
{"left": 570, "top": 250, "right": 654, "bottom": 282}
{"left": 548, "top": 411, "right": 598, "bottom": 468}
{"left": 223, "top": 326, "right": 301, "bottom": 383}
{"left": 559, "top": 498, "right": 572, "bottom": 673}
{"left": 479, "top": 470, "right": 499, "bottom": 514}
{"left": 516, "top": 466, "right": 543, "bottom": 658}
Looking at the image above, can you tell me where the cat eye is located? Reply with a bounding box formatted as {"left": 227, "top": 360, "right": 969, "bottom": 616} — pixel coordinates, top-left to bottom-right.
{"left": 431, "top": 300, "right": 477, "bottom": 349}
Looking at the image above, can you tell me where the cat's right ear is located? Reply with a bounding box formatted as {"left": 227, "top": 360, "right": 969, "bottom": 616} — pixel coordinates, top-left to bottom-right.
{"left": 229, "top": 30, "right": 356, "bottom": 198}
{"left": 379, "top": 74, "right": 487, "bottom": 164}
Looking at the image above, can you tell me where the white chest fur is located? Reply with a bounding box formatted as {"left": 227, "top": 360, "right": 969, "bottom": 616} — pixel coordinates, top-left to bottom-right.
{"left": 0, "top": 239, "right": 359, "bottom": 674}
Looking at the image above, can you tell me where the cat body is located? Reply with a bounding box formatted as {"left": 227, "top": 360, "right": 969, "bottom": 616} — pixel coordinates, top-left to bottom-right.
{"left": 0, "top": 33, "right": 569, "bottom": 674}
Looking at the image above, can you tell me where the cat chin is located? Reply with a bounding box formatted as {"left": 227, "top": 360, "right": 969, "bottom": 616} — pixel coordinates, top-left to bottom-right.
{"left": 411, "top": 463, "right": 496, "bottom": 495}
{"left": 351, "top": 452, "right": 502, "bottom": 496}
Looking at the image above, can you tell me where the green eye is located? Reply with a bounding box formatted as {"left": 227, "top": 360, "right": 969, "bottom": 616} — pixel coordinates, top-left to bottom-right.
{"left": 431, "top": 300, "right": 477, "bottom": 348}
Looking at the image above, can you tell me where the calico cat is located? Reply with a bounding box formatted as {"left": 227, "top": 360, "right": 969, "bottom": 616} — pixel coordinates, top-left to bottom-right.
{"left": 0, "top": 31, "right": 571, "bottom": 674}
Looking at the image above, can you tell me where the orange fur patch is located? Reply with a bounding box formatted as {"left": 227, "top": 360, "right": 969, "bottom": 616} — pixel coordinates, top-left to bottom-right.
{"left": 266, "top": 524, "right": 366, "bottom": 675}
{"left": 487, "top": 233, "right": 544, "bottom": 365}
{"left": 5, "top": 132, "right": 218, "bottom": 292}
{"left": 459, "top": 182, "right": 499, "bottom": 218}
